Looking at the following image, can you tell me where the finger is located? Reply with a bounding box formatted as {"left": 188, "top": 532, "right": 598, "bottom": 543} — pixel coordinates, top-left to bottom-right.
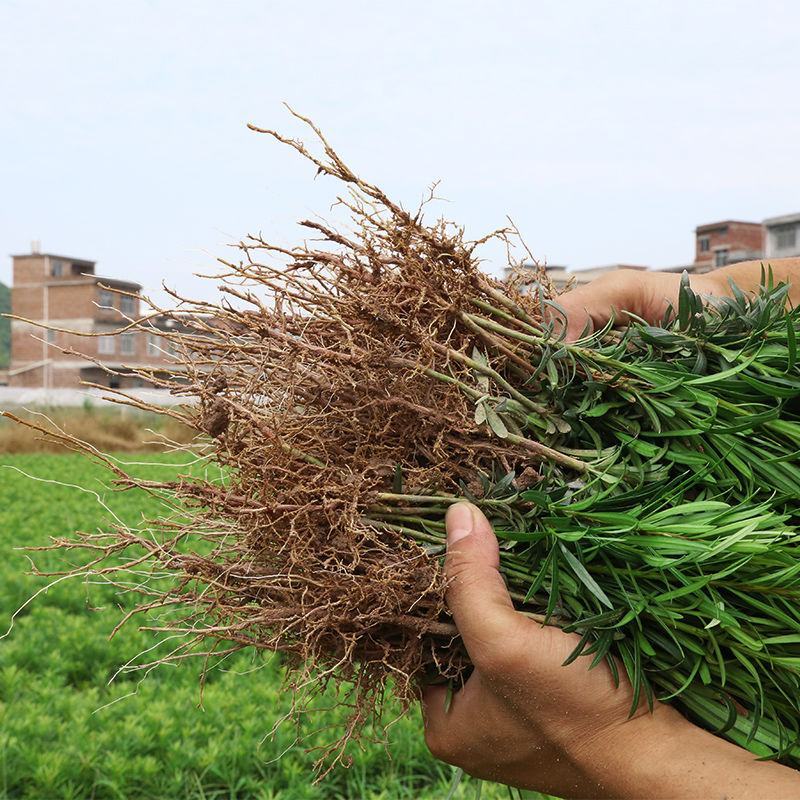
{"left": 444, "top": 502, "right": 518, "bottom": 663}
{"left": 421, "top": 683, "right": 458, "bottom": 761}
{"left": 421, "top": 678, "right": 475, "bottom": 761}
{"left": 420, "top": 684, "right": 450, "bottom": 734}
{"left": 556, "top": 282, "right": 633, "bottom": 341}
{"left": 554, "top": 290, "right": 600, "bottom": 341}
{"left": 558, "top": 271, "right": 688, "bottom": 341}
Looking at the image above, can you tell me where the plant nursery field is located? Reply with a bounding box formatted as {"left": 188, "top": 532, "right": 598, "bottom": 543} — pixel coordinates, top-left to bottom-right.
{"left": 0, "top": 451, "right": 536, "bottom": 800}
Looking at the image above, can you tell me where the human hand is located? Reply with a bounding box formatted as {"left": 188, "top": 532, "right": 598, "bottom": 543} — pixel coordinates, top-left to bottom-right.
{"left": 422, "top": 502, "right": 800, "bottom": 798}
{"left": 421, "top": 501, "right": 680, "bottom": 797}
{"left": 555, "top": 269, "right": 721, "bottom": 341}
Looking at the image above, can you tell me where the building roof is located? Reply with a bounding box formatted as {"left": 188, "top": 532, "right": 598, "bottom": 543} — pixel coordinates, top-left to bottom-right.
{"left": 10, "top": 250, "right": 143, "bottom": 294}
{"left": 763, "top": 212, "right": 800, "bottom": 228}
{"left": 11, "top": 252, "right": 96, "bottom": 265}
{"left": 695, "top": 220, "right": 762, "bottom": 233}
{"left": 95, "top": 276, "right": 143, "bottom": 291}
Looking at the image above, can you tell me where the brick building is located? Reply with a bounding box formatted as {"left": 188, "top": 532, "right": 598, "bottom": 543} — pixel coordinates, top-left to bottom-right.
{"left": 692, "top": 220, "right": 764, "bottom": 270}
{"left": 8, "top": 250, "right": 179, "bottom": 388}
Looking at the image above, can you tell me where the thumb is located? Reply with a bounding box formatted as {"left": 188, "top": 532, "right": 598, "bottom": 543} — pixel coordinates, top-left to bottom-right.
{"left": 444, "top": 502, "right": 518, "bottom": 664}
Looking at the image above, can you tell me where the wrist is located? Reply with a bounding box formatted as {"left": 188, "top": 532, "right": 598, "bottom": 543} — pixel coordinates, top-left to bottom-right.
{"left": 565, "top": 703, "right": 712, "bottom": 799}
{"left": 689, "top": 271, "right": 727, "bottom": 299}
{"left": 570, "top": 703, "right": 800, "bottom": 800}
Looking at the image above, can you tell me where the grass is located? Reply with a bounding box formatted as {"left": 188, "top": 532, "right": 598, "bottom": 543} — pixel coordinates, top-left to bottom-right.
{"left": 0, "top": 451, "right": 537, "bottom": 799}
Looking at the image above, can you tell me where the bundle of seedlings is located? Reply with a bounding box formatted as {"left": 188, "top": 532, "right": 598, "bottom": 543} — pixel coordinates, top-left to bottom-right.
{"left": 10, "top": 111, "right": 800, "bottom": 771}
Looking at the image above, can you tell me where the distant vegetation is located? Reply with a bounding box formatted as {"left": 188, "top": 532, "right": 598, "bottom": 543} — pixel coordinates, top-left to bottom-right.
{"left": 0, "top": 407, "right": 195, "bottom": 453}
{"left": 0, "top": 281, "right": 9, "bottom": 369}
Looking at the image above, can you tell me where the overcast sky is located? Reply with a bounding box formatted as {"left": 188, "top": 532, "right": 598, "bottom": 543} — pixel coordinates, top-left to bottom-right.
{"left": 2, "top": 1, "right": 799, "bottom": 302}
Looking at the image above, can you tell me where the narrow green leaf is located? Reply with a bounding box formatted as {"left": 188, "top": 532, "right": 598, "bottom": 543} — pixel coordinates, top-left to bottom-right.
{"left": 558, "top": 543, "right": 614, "bottom": 609}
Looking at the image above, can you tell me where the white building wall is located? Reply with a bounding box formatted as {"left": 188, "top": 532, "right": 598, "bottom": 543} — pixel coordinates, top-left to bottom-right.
{"left": 765, "top": 217, "right": 800, "bottom": 259}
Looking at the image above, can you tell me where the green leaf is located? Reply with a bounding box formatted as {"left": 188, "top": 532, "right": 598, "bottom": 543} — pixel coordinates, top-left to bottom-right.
{"left": 484, "top": 405, "right": 509, "bottom": 438}
{"left": 582, "top": 401, "right": 624, "bottom": 419}
{"left": 636, "top": 327, "right": 687, "bottom": 346}
{"left": 677, "top": 271, "right": 692, "bottom": 330}
{"left": 545, "top": 554, "right": 560, "bottom": 621}
{"left": 471, "top": 346, "right": 490, "bottom": 392}
{"left": 558, "top": 543, "right": 614, "bottom": 609}
{"left": 685, "top": 348, "right": 761, "bottom": 385}
{"left": 562, "top": 628, "right": 594, "bottom": 666}
{"left": 524, "top": 544, "right": 554, "bottom": 602}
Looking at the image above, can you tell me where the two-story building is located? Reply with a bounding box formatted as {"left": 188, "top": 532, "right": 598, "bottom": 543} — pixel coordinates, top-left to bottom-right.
{"left": 8, "top": 249, "right": 179, "bottom": 388}
{"left": 692, "top": 220, "right": 764, "bottom": 270}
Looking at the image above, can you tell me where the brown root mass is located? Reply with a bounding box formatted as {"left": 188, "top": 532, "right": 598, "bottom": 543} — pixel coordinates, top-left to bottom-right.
{"left": 11, "top": 110, "right": 564, "bottom": 770}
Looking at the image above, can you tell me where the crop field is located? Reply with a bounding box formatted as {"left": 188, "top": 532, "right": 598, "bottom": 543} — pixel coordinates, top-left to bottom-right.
{"left": 0, "top": 451, "right": 531, "bottom": 799}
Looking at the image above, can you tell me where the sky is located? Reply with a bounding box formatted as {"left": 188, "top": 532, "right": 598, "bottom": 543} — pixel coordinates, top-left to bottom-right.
{"left": 2, "top": 0, "right": 799, "bottom": 302}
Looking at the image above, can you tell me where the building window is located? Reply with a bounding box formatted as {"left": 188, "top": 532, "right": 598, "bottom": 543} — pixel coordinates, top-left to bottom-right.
{"left": 46, "top": 329, "right": 57, "bottom": 344}
{"left": 714, "top": 249, "right": 729, "bottom": 267}
{"left": 146, "top": 333, "right": 162, "bottom": 356}
{"left": 51, "top": 259, "right": 63, "bottom": 277}
{"left": 698, "top": 236, "right": 710, "bottom": 253}
{"left": 775, "top": 225, "right": 797, "bottom": 251}
{"left": 120, "top": 295, "right": 137, "bottom": 316}
{"left": 120, "top": 333, "right": 136, "bottom": 355}
{"left": 98, "top": 336, "right": 115, "bottom": 355}
{"left": 98, "top": 289, "right": 115, "bottom": 309}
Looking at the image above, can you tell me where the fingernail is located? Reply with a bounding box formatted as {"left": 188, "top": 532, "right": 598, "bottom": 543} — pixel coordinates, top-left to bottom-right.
{"left": 446, "top": 502, "right": 475, "bottom": 545}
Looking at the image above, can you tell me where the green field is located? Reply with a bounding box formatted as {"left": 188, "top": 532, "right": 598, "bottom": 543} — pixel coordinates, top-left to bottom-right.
{"left": 0, "top": 452, "right": 526, "bottom": 799}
